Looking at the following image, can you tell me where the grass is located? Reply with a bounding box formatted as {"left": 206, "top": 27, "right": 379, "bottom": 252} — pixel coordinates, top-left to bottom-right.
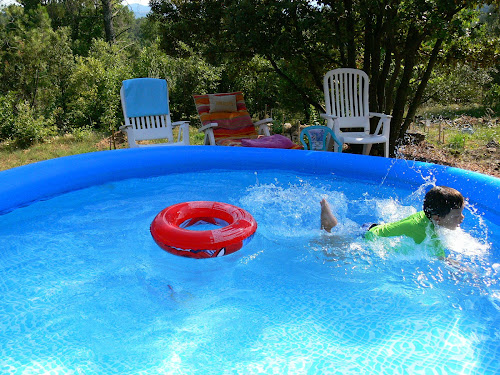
{"left": 0, "top": 133, "right": 106, "bottom": 171}
{"left": 417, "top": 103, "right": 499, "bottom": 120}
{"left": 411, "top": 121, "right": 499, "bottom": 149}
{"left": 411, "top": 105, "right": 499, "bottom": 154}
{"left": 0, "top": 127, "right": 206, "bottom": 171}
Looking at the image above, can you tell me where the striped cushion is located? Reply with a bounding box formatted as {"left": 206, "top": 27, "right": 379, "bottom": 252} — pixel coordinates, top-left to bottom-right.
{"left": 216, "top": 138, "right": 247, "bottom": 147}
{"left": 193, "top": 92, "right": 258, "bottom": 142}
{"left": 216, "top": 137, "right": 302, "bottom": 148}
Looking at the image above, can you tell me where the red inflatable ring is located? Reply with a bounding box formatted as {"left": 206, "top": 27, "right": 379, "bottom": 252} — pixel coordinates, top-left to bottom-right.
{"left": 150, "top": 201, "right": 257, "bottom": 259}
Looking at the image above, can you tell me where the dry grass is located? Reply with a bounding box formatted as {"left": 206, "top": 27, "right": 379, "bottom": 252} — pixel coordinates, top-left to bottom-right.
{"left": 0, "top": 133, "right": 110, "bottom": 171}
{"left": 0, "top": 128, "right": 205, "bottom": 171}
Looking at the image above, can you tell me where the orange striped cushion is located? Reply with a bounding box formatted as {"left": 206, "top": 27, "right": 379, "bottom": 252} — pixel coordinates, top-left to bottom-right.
{"left": 216, "top": 138, "right": 246, "bottom": 147}
{"left": 193, "top": 92, "right": 258, "bottom": 141}
{"left": 216, "top": 138, "right": 303, "bottom": 148}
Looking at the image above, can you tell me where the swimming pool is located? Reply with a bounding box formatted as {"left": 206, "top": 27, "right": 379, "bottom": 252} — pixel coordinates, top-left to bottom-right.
{"left": 1, "top": 147, "right": 499, "bottom": 374}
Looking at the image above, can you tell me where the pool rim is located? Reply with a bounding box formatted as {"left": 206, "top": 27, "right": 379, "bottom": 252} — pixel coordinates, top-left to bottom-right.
{"left": 0, "top": 146, "right": 499, "bottom": 222}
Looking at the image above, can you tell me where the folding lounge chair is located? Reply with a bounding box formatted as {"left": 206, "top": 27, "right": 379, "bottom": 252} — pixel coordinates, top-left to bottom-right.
{"left": 120, "top": 78, "right": 190, "bottom": 148}
{"left": 193, "top": 92, "right": 301, "bottom": 149}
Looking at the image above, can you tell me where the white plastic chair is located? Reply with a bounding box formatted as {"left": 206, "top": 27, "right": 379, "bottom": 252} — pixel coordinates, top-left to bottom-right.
{"left": 120, "top": 78, "right": 190, "bottom": 148}
{"left": 321, "top": 69, "right": 391, "bottom": 157}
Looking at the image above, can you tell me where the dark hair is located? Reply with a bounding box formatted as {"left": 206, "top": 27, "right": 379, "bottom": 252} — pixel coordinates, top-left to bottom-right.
{"left": 423, "top": 186, "right": 464, "bottom": 219}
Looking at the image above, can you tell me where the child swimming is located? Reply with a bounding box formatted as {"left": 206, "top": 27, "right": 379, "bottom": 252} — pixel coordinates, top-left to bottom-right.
{"left": 320, "top": 186, "right": 465, "bottom": 259}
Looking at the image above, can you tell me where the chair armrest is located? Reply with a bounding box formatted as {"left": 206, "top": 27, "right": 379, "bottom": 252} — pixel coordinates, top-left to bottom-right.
{"left": 199, "top": 124, "right": 216, "bottom": 145}
{"left": 369, "top": 112, "right": 392, "bottom": 119}
{"left": 254, "top": 119, "right": 272, "bottom": 136}
{"left": 320, "top": 114, "right": 338, "bottom": 120}
{"left": 373, "top": 115, "right": 391, "bottom": 136}
{"left": 254, "top": 117, "right": 273, "bottom": 126}
{"left": 199, "top": 123, "right": 218, "bottom": 133}
{"left": 172, "top": 121, "right": 190, "bottom": 145}
{"left": 172, "top": 121, "right": 190, "bottom": 127}
{"left": 368, "top": 113, "right": 392, "bottom": 136}
{"left": 119, "top": 124, "right": 131, "bottom": 130}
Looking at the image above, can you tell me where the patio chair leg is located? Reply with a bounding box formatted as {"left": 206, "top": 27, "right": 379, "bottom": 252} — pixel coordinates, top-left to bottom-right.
{"left": 362, "top": 144, "right": 372, "bottom": 155}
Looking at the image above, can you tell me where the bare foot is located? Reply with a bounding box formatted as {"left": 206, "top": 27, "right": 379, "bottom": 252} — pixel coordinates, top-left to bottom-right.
{"left": 320, "top": 198, "right": 338, "bottom": 232}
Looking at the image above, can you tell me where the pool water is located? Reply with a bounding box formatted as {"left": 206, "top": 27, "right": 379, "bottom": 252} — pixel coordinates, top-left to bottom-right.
{"left": 0, "top": 170, "right": 499, "bottom": 374}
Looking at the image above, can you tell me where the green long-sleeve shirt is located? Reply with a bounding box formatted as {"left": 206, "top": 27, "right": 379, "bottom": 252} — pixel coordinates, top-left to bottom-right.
{"left": 364, "top": 211, "right": 445, "bottom": 258}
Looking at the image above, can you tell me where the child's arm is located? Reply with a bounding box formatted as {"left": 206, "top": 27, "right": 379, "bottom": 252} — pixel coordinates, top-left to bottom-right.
{"left": 365, "top": 213, "right": 425, "bottom": 244}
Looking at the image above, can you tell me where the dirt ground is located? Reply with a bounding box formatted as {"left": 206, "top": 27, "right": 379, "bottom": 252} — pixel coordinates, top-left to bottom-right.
{"left": 398, "top": 140, "right": 500, "bottom": 178}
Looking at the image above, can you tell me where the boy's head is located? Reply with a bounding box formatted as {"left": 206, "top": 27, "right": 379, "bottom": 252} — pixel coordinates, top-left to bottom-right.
{"left": 423, "top": 186, "right": 465, "bottom": 229}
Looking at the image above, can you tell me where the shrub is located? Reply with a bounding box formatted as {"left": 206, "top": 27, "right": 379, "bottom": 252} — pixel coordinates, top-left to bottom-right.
{"left": 66, "top": 40, "right": 133, "bottom": 133}
{"left": 8, "top": 101, "right": 57, "bottom": 148}
{"left": 485, "top": 83, "right": 500, "bottom": 107}
{"left": 0, "top": 94, "right": 54, "bottom": 148}
{"left": 0, "top": 94, "right": 15, "bottom": 141}
{"left": 72, "top": 125, "right": 95, "bottom": 141}
{"left": 446, "top": 133, "right": 469, "bottom": 153}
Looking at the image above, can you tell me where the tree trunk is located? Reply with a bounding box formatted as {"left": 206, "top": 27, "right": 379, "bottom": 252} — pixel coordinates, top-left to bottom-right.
{"left": 370, "top": 13, "right": 384, "bottom": 112}
{"left": 378, "top": 46, "right": 392, "bottom": 113}
{"left": 389, "top": 25, "right": 423, "bottom": 155}
{"left": 389, "top": 34, "right": 422, "bottom": 155}
{"left": 385, "top": 51, "right": 401, "bottom": 113}
{"left": 401, "top": 38, "right": 444, "bottom": 139}
{"left": 101, "top": 0, "right": 115, "bottom": 44}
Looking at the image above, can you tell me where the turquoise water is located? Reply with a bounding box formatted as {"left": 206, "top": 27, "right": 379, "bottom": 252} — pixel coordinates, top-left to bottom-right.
{"left": 0, "top": 170, "right": 499, "bottom": 374}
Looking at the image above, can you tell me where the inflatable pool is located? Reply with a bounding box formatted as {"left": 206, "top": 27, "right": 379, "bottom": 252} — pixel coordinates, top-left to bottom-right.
{"left": 1, "top": 146, "right": 499, "bottom": 373}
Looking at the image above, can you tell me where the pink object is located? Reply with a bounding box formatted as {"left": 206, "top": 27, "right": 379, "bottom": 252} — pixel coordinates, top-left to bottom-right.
{"left": 240, "top": 134, "right": 295, "bottom": 149}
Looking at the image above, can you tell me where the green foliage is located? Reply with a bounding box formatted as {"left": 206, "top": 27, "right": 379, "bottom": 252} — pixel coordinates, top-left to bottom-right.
{"left": 134, "top": 41, "right": 222, "bottom": 121}
{"left": 227, "top": 56, "right": 281, "bottom": 117}
{"left": 270, "top": 120, "right": 283, "bottom": 135}
{"left": 150, "top": 0, "right": 331, "bottom": 117}
{"left": 446, "top": 133, "right": 469, "bottom": 152}
{"left": 66, "top": 40, "right": 133, "bottom": 132}
{"left": 486, "top": 84, "right": 500, "bottom": 107}
{"left": 45, "top": 0, "right": 108, "bottom": 56}
{"left": 9, "top": 101, "right": 57, "bottom": 148}
{"left": 0, "top": 5, "right": 75, "bottom": 134}
{"left": 71, "top": 125, "right": 95, "bottom": 141}
{"left": 424, "top": 63, "right": 495, "bottom": 105}
{"left": 0, "top": 93, "right": 15, "bottom": 141}
{"left": 0, "top": 0, "right": 498, "bottom": 154}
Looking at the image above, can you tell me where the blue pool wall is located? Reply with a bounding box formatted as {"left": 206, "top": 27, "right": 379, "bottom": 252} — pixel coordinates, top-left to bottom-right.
{"left": 1, "top": 146, "right": 499, "bottom": 223}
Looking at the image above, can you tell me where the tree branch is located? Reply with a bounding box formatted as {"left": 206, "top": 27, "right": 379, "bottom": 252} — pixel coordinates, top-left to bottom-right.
{"left": 268, "top": 57, "right": 324, "bottom": 113}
